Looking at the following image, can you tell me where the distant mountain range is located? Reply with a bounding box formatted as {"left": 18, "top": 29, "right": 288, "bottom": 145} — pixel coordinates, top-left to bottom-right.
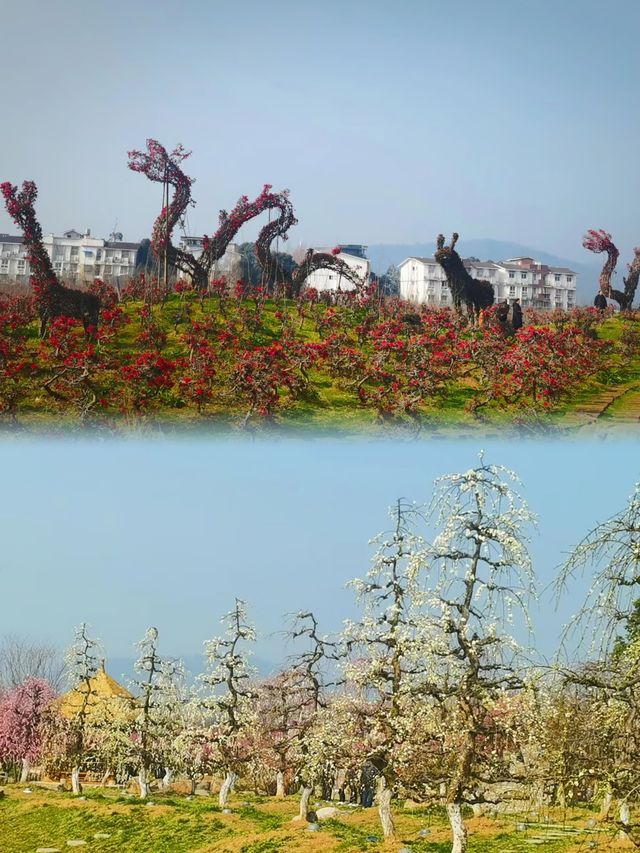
{"left": 106, "top": 654, "right": 277, "bottom": 687}
{"left": 366, "top": 240, "right": 602, "bottom": 305}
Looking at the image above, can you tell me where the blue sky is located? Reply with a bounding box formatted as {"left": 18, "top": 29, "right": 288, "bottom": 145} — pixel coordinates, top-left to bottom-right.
{"left": 0, "top": 438, "right": 637, "bottom": 670}
{"left": 0, "top": 0, "right": 638, "bottom": 262}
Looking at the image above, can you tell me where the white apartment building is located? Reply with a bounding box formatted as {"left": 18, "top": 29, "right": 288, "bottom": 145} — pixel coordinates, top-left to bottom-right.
{"left": 399, "top": 255, "right": 577, "bottom": 310}
{"left": 177, "top": 236, "right": 240, "bottom": 283}
{"left": 304, "top": 246, "right": 370, "bottom": 292}
{"left": 0, "top": 229, "right": 140, "bottom": 285}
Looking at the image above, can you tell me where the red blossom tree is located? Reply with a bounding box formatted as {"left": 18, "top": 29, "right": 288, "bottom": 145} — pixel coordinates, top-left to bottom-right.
{"left": 128, "top": 139, "right": 366, "bottom": 296}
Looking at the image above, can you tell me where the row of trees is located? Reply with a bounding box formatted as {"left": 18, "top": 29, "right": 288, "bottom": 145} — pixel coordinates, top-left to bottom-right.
{"left": 0, "top": 278, "right": 619, "bottom": 424}
{"left": 2, "top": 461, "right": 640, "bottom": 853}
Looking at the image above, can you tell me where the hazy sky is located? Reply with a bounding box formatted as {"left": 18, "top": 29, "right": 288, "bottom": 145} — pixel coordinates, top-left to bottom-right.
{"left": 1, "top": 438, "right": 637, "bottom": 670}
{"left": 0, "top": 0, "right": 638, "bottom": 262}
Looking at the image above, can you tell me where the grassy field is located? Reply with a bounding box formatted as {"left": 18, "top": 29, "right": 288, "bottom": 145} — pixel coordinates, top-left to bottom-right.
{"left": 0, "top": 785, "right": 631, "bottom": 853}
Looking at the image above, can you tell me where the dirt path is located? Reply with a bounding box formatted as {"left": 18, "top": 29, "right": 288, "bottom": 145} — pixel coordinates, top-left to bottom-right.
{"left": 563, "top": 382, "right": 640, "bottom": 431}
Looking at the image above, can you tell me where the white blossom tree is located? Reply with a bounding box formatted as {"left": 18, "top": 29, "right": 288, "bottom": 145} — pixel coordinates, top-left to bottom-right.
{"left": 556, "top": 480, "right": 640, "bottom": 653}
{"left": 64, "top": 623, "right": 103, "bottom": 794}
{"left": 342, "top": 458, "right": 537, "bottom": 852}
{"left": 417, "top": 459, "right": 537, "bottom": 853}
{"left": 201, "top": 599, "right": 257, "bottom": 808}
{"left": 129, "top": 626, "right": 184, "bottom": 799}
{"left": 285, "top": 611, "right": 337, "bottom": 819}
{"left": 169, "top": 690, "right": 213, "bottom": 794}
{"left": 342, "top": 498, "right": 431, "bottom": 840}
{"left": 555, "top": 480, "right": 640, "bottom": 838}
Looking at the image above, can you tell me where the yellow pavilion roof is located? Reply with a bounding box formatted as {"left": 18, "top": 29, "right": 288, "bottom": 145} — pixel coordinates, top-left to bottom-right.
{"left": 57, "top": 662, "right": 135, "bottom": 720}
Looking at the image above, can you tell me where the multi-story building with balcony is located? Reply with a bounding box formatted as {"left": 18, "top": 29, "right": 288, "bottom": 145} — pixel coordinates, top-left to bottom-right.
{"left": 304, "top": 245, "right": 370, "bottom": 291}
{"left": 399, "top": 255, "right": 576, "bottom": 310}
{"left": 0, "top": 229, "right": 140, "bottom": 286}
{"left": 176, "top": 236, "right": 240, "bottom": 283}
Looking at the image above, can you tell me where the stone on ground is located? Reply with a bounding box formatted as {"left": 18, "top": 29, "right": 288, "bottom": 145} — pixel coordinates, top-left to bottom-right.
{"left": 315, "top": 806, "right": 340, "bottom": 820}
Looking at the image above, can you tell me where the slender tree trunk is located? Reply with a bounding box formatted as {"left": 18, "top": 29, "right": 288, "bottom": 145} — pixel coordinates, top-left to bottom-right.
{"left": 556, "top": 781, "right": 566, "bottom": 810}
{"left": 162, "top": 768, "right": 174, "bottom": 789}
{"left": 377, "top": 777, "right": 395, "bottom": 840}
{"left": 219, "top": 770, "right": 237, "bottom": 808}
{"left": 447, "top": 802, "right": 468, "bottom": 853}
{"left": 275, "top": 770, "right": 285, "bottom": 798}
{"left": 299, "top": 785, "right": 312, "bottom": 821}
{"left": 20, "top": 758, "right": 30, "bottom": 783}
{"left": 100, "top": 768, "right": 112, "bottom": 787}
{"left": 138, "top": 766, "right": 151, "bottom": 799}
{"left": 190, "top": 778, "right": 197, "bottom": 795}
{"left": 599, "top": 784, "right": 613, "bottom": 820}
{"left": 619, "top": 800, "right": 630, "bottom": 840}
{"left": 71, "top": 766, "right": 82, "bottom": 795}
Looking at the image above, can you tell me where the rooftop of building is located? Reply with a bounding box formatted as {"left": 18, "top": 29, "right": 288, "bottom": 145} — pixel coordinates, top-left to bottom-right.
{"left": 56, "top": 661, "right": 135, "bottom": 720}
{"left": 401, "top": 255, "right": 576, "bottom": 275}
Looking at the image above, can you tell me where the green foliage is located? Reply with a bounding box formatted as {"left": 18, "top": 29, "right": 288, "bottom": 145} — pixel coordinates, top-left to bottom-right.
{"left": 238, "top": 804, "right": 286, "bottom": 830}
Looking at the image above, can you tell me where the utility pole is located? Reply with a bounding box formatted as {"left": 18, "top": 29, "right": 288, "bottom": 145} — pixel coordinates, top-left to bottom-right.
{"left": 163, "top": 163, "right": 169, "bottom": 296}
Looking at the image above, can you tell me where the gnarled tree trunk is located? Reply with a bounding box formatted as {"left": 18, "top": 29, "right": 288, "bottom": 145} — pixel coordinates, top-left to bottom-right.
{"left": 299, "top": 785, "right": 312, "bottom": 820}
{"left": 219, "top": 770, "right": 237, "bottom": 808}
{"left": 275, "top": 770, "right": 285, "bottom": 798}
{"left": 376, "top": 777, "right": 395, "bottom": 840}
{"left": 71, "top": 766, "right": 82, "bottom": 795}
{"left": 20, "top": 758, "right": 30, "bottom": 783}
{"left": 599, "top": 783, "right": 613, "bottom": 820}
{"left": 619, "top": 800, "right": 631, "bottom": 840}
{"left": 138, "top": 766, "right": 151, "bottom": 799}
{"left": 447, "top": 802, "right": 468, "bottom": 853}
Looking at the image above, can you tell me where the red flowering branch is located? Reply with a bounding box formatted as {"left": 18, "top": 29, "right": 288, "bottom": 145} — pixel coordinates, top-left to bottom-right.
{"left": 290, "top": 248, "right": 366, "bottom": 298}
{"left": 253, "top": 189, "right": 297, "bottom": 290}
{"left": 202, "top": 184, "right": 297, "bottom": 290}
{"left": 128, "top": 139, "right": 202, "bottom": 286}
{"left": 0, "top": 181, "right": 58, "bottom": 298}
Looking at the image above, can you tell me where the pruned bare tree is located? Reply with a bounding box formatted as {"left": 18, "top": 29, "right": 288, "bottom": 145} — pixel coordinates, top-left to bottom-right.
{"left": 0, "top": 634, "right": 65, "bottom": 693}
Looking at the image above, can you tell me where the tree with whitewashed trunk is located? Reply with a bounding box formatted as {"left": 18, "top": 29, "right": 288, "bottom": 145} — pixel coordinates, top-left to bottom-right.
{"left": 555, "top": 481, "right": 640, "bottom": 839}
{"left": 341, "top": 498, "right": 433, "bottom": 841}
{"left": 64, "top": 623, "right": 103, "bottom": 794}
{"left": 415, "top": 459, "right": 537, "bottom": 853}
{"left": 201, "top": 599, "right": 257, "bottom": 808}
{"left": 284, "top": 611, "right": 337, "bottom": 819}
{"left": 0, "top": 677, "right": 55, "bottom": 782}
{"left": 343, "top": 459, "right": 537, "bottom": 851}
{"left": 129, "top": 627, "right": 184, "bottom": 799}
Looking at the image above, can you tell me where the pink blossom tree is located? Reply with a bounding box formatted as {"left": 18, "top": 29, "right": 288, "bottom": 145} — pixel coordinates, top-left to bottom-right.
{"left": 0, "top": 676, "right": 55, "bottom": 781}
{"left": 581, "top": 229, "right": 640, "bottom": 309}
